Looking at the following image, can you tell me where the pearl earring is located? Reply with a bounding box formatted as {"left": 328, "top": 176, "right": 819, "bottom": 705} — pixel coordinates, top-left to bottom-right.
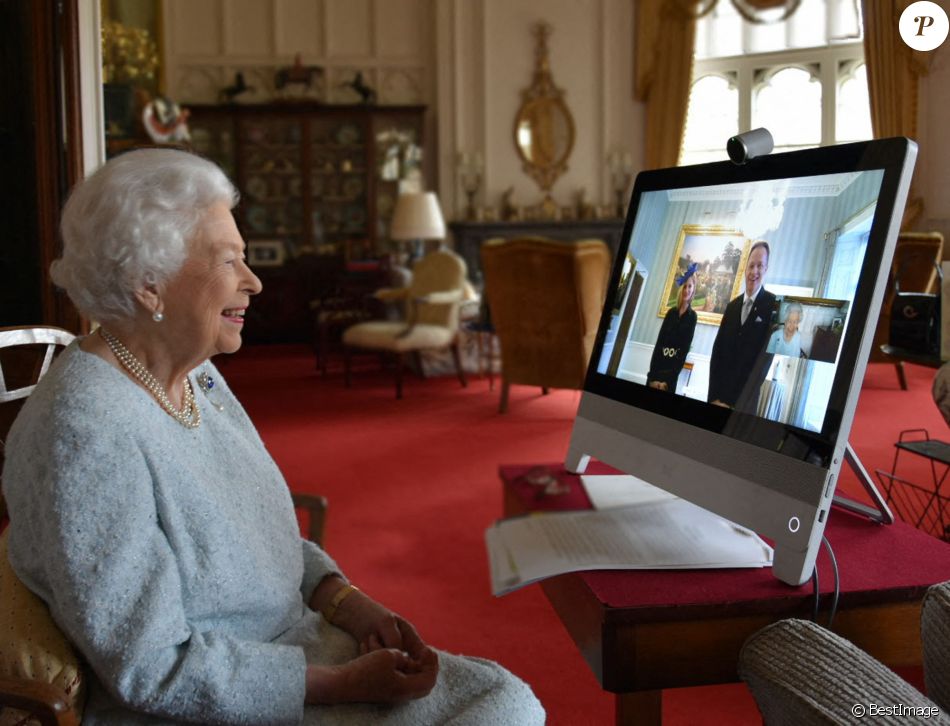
{"left": 152, "top": 311, "right": 164, "bottom": 323}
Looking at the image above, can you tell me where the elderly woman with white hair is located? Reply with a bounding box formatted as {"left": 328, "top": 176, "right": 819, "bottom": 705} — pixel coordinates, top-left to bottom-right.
{"left": 3, "top": 148, "right": 544, "bottom": 725}
{"left": 766, "top": 301, "right": 804, "bottom": 358}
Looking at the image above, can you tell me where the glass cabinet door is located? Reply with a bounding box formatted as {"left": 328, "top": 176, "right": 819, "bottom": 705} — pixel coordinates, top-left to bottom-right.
{"left": 238, "top": 116, "right": 305, "bottom": 246}
{"left": 309, "top": 116, "right": 370, "bottom": 258}
{"left": 189, "top": 105, "right": 426, "bottom": 263}
{"left": 189, "top": 113, "right": 236, "bottom": 179}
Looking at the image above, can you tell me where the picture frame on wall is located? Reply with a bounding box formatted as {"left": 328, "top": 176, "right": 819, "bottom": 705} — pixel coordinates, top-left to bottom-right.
{"left": 658, "top": 225, "right": 749, "bottom": 326}
{"left": 247, "top": 240, "right": 286, "bottom": 268}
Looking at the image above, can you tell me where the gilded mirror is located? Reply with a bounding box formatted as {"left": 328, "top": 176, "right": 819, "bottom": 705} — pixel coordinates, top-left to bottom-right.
{"left": 514, "top": 22, "right": 575, "bottom": 201}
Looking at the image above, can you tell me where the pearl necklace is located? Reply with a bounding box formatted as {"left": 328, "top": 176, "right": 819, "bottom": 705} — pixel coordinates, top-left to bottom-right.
{"left": 99, "top": 328, "right": 201, "bottom": 429}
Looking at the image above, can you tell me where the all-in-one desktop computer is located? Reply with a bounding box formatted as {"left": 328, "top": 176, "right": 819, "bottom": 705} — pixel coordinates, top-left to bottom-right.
{"left": 566, "top": 135, "right": 917, "bottom": 585}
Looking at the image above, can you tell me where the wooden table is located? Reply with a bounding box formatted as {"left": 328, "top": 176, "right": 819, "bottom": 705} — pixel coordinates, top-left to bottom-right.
{"left": 500, "top": 462, "right": 950, "bottom": 725}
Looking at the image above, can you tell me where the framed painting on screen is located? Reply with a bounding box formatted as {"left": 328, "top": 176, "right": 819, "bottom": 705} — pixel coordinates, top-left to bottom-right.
{"left": 658, "top": 225, "right": 749, "bottom": 326}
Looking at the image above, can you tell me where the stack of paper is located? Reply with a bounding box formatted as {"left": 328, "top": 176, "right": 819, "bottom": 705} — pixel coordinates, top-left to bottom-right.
{"left": 486, "top": 475, "right": 773, "bottom": 596}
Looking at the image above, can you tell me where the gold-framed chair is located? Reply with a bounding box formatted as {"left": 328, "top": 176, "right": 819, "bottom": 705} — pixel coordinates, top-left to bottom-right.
{"left": 0, "top": 326, "right": 328, "bottom": 725}
{"left": 341, "top": 248, "right": 469, "bottom": 399}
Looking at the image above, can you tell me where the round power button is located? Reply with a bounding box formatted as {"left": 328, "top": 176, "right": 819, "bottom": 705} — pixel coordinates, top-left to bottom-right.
{"left": 788, "top": 516, "right": 801, "bottom": 533}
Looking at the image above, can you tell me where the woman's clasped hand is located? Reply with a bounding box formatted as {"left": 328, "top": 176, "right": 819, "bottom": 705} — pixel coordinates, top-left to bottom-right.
{"left": 306, "top": 577, "right": 439, "bottom": 704}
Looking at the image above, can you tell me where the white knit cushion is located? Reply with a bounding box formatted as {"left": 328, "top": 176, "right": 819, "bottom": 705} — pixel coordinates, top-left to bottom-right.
{"left": 0, "top": 530, "right": 85, "bottom": 723}
{"left": 343, "top": 321, "right": 454, "bottom": 352}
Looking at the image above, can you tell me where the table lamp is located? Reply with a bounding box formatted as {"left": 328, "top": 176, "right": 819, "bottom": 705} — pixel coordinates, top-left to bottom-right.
{"left": 389, "top": 191, "right": 446, "bottom": 263}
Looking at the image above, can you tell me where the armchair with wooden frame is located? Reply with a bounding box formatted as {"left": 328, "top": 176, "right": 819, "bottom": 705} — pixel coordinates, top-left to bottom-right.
{"left": 341, "top": 248, "right": 470, "bottom": 399}
{"left": 0, "top": 326, "right": 328, "bottom": 725}
{"left": 480, "top": 237, "right": 611, "bottom": 413}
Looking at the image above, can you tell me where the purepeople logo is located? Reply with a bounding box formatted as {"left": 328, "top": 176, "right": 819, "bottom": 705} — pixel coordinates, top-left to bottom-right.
{"left": 899, "top": 1, "right": 949, "bottom": 51}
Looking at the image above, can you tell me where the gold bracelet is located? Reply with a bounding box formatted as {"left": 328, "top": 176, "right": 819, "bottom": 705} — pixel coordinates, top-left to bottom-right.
{"left": 321, "top": 584, "right": 359, "bottom": 624}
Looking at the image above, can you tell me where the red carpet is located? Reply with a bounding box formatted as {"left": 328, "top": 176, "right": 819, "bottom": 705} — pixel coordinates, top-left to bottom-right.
{"left": 222, "top": 347, "right": 947, "bottom": 725}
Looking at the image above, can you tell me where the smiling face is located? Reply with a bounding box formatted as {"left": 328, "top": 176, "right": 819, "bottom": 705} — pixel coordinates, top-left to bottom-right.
{"left": 159, "top": 203, "right": 262, "bottom": 363}
{"left": 784, "top": 309, "right": 801, "bottom": 338}
{"left": 678, "top": 275, "right": 696, "bottom": 308}
{"left": 745, "top": 245, "right": 769, "bottom": 297}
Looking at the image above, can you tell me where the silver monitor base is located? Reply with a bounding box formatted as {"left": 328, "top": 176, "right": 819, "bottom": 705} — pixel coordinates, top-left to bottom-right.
{"left": 831, "top": 443, "right": 894, "bottom": 524}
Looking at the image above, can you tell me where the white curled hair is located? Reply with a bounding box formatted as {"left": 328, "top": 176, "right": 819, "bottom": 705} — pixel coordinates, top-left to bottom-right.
{"left": 51, "top": 148, "right": 238, "bottom": 322}
{"left": 786, "top": 301, "right": 804, "bottom": 319}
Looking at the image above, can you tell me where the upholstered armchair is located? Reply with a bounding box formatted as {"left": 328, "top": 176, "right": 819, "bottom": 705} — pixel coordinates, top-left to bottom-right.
{"left": 341, "top": 248, "right": 469, "bottom": 399}
{"left": 480, "top": 237, "right": 611, "bottom": 413}
{"left": 739, "top": 580, "right": 950, "bottom": 725}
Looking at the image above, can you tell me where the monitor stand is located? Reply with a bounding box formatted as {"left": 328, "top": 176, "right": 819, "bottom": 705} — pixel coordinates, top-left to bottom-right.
{"left": 832, "top": 443, "right": 895, "bottom": 524}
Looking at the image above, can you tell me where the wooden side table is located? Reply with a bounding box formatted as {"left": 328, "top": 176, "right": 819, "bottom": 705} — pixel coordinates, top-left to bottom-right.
{"left": 500, "top": 462, "right": 950, "bottom": 725}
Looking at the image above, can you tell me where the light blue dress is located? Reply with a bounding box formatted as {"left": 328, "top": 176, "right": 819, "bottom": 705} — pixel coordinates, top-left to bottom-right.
{"left": 4, "top": 342, "right": 544, "bottom": 725}
{"left": 766, "top": 329, "right": 802, "bottom": 357}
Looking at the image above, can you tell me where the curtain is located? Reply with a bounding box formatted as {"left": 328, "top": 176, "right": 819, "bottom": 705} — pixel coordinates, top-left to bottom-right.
{"left": 757, "top": 379, "right": 786, "bottom": 421}
{"left": 862, "top": 0, "right": 929, "bottom": 227}
{"left": 635, "top": 1, "right": 700, "bottom": 169}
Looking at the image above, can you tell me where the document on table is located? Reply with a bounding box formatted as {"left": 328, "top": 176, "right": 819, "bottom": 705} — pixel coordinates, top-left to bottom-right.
{"left": 486, "top": 497, "right": 773, "bottom": 597}
{"left": 580, "top": 473, "right": 678, "bottom": 509}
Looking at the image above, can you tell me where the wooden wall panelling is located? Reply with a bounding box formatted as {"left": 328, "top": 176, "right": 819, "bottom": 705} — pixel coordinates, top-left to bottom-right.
{"left": 326, "top": 0, "right": 373, "bottom": 57}
{"left": 167, "top": 0, "right": 221, "bottom": 56}
{"left": 223, "top": 0, "right": 274, "bottom": 56}
{"left": 376, "top": 0, "right": 425, "bottom": 59}
{"left": 164, "top": 0, "right": 429, "bottom": 107}
{"left": 274, "top": 0, "right": 324, "bottom": 56}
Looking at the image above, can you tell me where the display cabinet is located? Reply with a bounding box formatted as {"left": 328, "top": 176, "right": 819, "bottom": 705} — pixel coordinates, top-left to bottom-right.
{"left": 188, "top": 103, "right": 426, "bottom": 259}
{"left": 187, "top": 103, "right": 425, "bottom": 343}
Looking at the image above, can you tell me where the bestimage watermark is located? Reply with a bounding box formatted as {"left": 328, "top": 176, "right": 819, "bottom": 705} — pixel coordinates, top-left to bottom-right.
{"left": 851, "top": 702, "right": 941, "bottom": 719}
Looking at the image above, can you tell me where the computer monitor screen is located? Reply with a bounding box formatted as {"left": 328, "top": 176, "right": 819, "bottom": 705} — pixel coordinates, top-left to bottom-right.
{"left": 566, "top": 138, "right": 916, "bottom": 585}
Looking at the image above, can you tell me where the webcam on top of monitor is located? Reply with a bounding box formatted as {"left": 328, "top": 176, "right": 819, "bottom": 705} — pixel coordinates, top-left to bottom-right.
{"left": 727, "top": 127, "right": 775, "bottom": 165}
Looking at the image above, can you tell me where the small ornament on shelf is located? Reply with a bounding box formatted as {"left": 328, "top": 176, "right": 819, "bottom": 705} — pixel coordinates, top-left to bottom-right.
{"left": 142, "top": 97, "right": 191, "bottom": 144}
{"left": 340, "top": 71, "right": 377, "bottom": 104}
{"left": 500, "top": 187, "right": 521, "bottom": 221}
{"left": 574, "top": 188, "right": 594, "bottom": 220}
{"left": 275, "top": 54, "right": 325, "bottom": 101}
{"left": 607, "top": 149, "right": 635, "bottom": 218}
{"left": 457, "top": 151, "right": 484, "bottom": 220}
{"left": 220, "top": 72, "right": 255, "bottom": 103}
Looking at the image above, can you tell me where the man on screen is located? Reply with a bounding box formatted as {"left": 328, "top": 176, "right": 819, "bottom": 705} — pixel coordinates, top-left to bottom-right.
{"left": 708, "top": 241, "right": 777, "bottom": 411}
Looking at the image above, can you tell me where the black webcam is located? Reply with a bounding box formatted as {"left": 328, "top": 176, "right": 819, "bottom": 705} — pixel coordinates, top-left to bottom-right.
{"left": 727, "top": 128, "right": 774, "bottom": 165}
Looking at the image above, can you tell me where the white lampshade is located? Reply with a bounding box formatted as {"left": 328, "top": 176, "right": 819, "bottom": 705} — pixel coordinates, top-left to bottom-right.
{"left": 389, "top": 192, "right": 446, "bottom": 241}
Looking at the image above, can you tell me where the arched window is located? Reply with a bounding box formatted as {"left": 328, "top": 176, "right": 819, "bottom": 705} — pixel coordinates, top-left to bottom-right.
{"left": 681, "top": 74, "right": 739, "bottom": 166}
{"left": 752, "top": 66, "right": 822, "bottom": 152}
{"left": 679, "top": 0, "right": 868, "bottom": 165}
{"left": 836, "top": 61, "right": 872, "bottom": 143}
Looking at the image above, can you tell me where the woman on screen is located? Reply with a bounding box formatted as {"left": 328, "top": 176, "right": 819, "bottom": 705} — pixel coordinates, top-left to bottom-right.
{"left": 766, "top": 301, "right": 804, "bottom": 357}
{"left": 647, "top": 263, "right": 697, "bottom": 392}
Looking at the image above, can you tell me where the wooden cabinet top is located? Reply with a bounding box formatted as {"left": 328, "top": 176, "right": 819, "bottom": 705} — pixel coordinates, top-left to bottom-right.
{"left": 188, "top": 103, "right": 426, "bottom": 116}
